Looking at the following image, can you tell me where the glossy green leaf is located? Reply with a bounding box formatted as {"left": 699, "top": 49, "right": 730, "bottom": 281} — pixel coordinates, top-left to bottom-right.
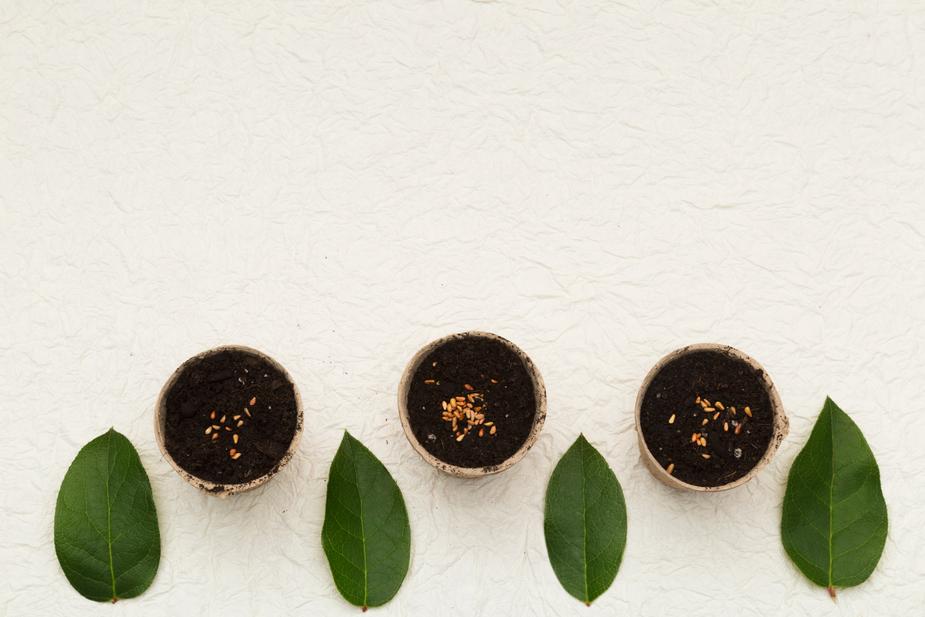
{"left": 781, "top": 397, "right": 888, "bottom": 598}
{"left": 54, "top": 429, "right": 160, "bottom": 602}
{"left": 322, "top": 431, "right": 410, "bottom": 609}
{"left": 544, "top": 434, "right": 627, "bottom": 605}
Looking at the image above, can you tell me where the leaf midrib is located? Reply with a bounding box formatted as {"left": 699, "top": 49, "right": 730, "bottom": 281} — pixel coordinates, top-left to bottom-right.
{"left": 105, "top": 430, "right": 116, "bottom": 601}
{"left": 580, "top": 438, "right": 589, "bottom": 604}
{"left": 827, "top": 407, "right": 835, "bottom": 591}
{"left": 348, "top": 437, "right": 369, "bottom": 608}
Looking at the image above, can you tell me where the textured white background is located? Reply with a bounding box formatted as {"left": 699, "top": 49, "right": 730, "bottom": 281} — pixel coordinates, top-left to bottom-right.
{"left": 2, "top": 1, "right": 924, "bottom": 615}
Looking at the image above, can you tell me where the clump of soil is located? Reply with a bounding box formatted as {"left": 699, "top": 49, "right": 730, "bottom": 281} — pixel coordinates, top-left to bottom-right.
{"left": 163, "top": 349, "right": 299, "bottom": 485}
{"left": 406, "top": 335, "right": 537, "bottom": 469}
{"left": 639, "top": 349, "right": 774, "bottom": 487}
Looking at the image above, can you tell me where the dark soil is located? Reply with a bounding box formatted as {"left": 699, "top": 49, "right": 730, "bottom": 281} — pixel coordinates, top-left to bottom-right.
{"left": 639, "top": 349, "right": 774, "bottom": 487}
{"left": 163, "top": 349, "right": 299, "bottom": 485}
{"left": 406, "top": 335, "right": 538, "bottom": 469}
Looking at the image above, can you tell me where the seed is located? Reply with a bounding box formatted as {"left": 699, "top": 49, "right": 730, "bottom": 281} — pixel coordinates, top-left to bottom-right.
{"left": 702, "top": 418, "right": 708, "bottom": 426}
{"left": 668, "top": 414, "right": 676, "bottom": 424}
{"left": 456, "top": 433, "right": 465, "bottom": 442}
{"left": 713, "top": 412, "right": 720, "bottom": 421}
{"left": 244, "top": 408, "right": 251, "bottom": 417}
{"left": 490, "top": 379, "right": 498, "bottom": 384}
{"left": 735, "top": 424, "right": 743, "bottom": 435}
{"left": 703, "top": 407, "right": 715, "bottom": 412}
{"left": 701, "top": 453, "right": 711, "bottom": 459}
{"left": 744, "top": 406, "right": 752, "bottom": 417}
{"left": 723, "top": 422, "right": 729, "bottom": 432}
{"left": 212, "top": 424, "right": 220, "bottom": 430}
{"left": 456, "top": 396, "right": 466, "bottom": 402}
{"left": 233, "top": 415, "right": 241, "bottom": 421}
{"left": 220, "top": 415, "right": 226, "bottom": 424}
{"left": 700, "top": 437, "right": 707, "bottom": 447}
{"left": 225, "top": 426, "right": 231, "bottom": 431}
{"left": 236, "top": 420, "right": 244, "bottom": 427}
{"left": 484, "top": 422, "right": 493, "bottom": 426}
{"left": 229, "top": 448, "right": 237, "bottom": 457}
{"left": 441, "top": 401, "right": 447, "bottom": 410}
{"left": 490, "top": 425, "right": 497, "bottom": 435}
{"left": 233, "top": 434, "right": 239, "bottom": 444}
{"left": 249, "top": 397, "right": 256, "bottom": 406}
{"left": 205, "top": 427, "right": 213, "bottom": 435}
{"left": 424, "top": 379, "right": 435, "bottom": 384}
{"left": 691, "top": 432, "right": 700, "bottom": 443}
{"left": 449, "top": 399, "right": 456, "bottom": 409}
{"left": 479, "top": 428, "right": 485, "bottom": 437}
{"left": 210, "top": 411, "right": 216, "bottom": 420}
{"left": 729, "top": 406, "right": 736, "bottom": 415}
{"left": 702, "top": 399, "right": 711, "bottom": 407}
{"left": 232, "top": 452, "right": 242, "bottom": 460}
{"left": 666, "top": 463, "right": 675, "bottom": 475}
{"left": 715, "top": 401, "right": 724, "bottom": 410}
{"left": 212, "top": 433, "right": 219, "bottom": 441}
{"left": 464, "top": 384, "right": 474, "bottom": 391}
{"left": 695, "top": 396, "right": 701, "bottom": 404}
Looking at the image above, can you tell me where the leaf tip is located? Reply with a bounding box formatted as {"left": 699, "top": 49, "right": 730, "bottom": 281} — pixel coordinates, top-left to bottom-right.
{"left": 362, "top": 606, "right": 368, "bottom": 612}
{"left": 827, "top": 586, "right": 837, "bottom": 601}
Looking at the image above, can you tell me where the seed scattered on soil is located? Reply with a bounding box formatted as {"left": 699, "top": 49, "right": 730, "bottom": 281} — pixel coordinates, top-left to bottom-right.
{"left": 205, "top": 427, "right": 213, "bottom": 435}
{"left": 668, "top": 414, "right": 676, "bottom": 424}
{"left": 233, "top": 434, "right": 239, "bottom": 444}
{"left": 744, "top": 406, "right": 753, "bottom": 417}
{"left": 232, "top": 452, "right": 242, "bottom": 460}
{"left": 666, "top": 463, "right": 675, "bottom": 475}
{"left": 210, "top": 411, "right": 216, "bottom": 420}
{"left": 249, "top": 397, "right": 256, "bottom": 406}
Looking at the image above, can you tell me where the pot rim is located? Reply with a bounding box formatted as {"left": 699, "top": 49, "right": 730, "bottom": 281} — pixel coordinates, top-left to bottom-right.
{"left": 634, "top": 343, "right": 789, "bottom": 492}
{"left": 154, "top": 344, "right": 304, "bottom": 497}
{"left": 397, "top": 331, "right": 547, "bottom": 479}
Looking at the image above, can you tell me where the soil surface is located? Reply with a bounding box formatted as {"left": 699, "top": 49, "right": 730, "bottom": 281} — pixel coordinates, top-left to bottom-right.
{"left": 163, "top": 348, "right": 299, "bottom": 486}
{"left": 639, "top": 349, "right": 774, "bottom": 487}
{"left": 406, "top": 335, "right": 537, "bottom": 469}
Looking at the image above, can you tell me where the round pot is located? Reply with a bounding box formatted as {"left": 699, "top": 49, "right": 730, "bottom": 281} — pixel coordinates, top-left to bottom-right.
{"left": 154, "top": 345, "right": 303, "bottom": 497}
{"left": 398, "top": 331, "right": 546, "bottom": 479}
{"left": 635, "top": 343, "right": 788, "bottom": 492}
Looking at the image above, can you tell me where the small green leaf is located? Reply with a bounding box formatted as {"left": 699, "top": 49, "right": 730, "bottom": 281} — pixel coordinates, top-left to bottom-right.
{"left": 544, "top": 435, "right": 627, "bottom": 605}
{"left": 322, "top": 431, "right": 411, "bottom": 609}
{"left": 781, "top": 397, "right": 888, "bottom": 598}
{"left": 54, "top": 429, "right": 160, "bottom": 602}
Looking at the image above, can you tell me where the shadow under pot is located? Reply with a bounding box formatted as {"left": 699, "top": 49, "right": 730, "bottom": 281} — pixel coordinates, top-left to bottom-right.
{"left": 635, "top": 344, "right": 788, "bottom": 492}
{"left": 155, "top": 345, "right": 303, "bottom": 496}
{"left": 398, "top": 331, "right": 546, "bottom": 478}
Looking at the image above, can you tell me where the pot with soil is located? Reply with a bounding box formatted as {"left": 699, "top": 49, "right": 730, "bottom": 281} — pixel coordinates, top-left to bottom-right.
{"left": 155, "top": 345, "right": 303, "bottom": 496}
{"left": 635, "top": 344, "right": 788, "bottom": 492}
{"left": 398, "top": 331, "right": 546, "bottom": 478}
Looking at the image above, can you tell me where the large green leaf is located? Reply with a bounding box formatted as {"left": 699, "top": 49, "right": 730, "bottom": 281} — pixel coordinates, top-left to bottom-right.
{"left": 54, "top": 429, "right": 160, "bottom": 602}
{"left": 781, "top": 397, "right": 888, "bottom": 598}
{"left": 322, "top": 431, "right": 410, "bottom": 609}
{"left": 544, "top": 434, "right": 627, "bottom": 605}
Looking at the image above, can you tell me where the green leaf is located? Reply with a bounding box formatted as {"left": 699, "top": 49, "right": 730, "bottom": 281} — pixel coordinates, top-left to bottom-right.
{"left": 54, "top": 429, "right": 160, "bottom": 602}
{"left": 544, "top": 434, "right": 627, "bottom": 605}
{"left": 781, "top": 397, "right": 888, "bottom": 598}
{"left": 322, "top": 431, "right": 411, "bottom": 609}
